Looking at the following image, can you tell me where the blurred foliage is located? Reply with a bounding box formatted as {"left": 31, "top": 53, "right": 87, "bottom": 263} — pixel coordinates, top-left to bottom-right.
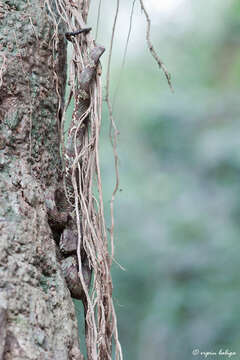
{"left": 74, "top": 0, "right": 240, "bottom": 359}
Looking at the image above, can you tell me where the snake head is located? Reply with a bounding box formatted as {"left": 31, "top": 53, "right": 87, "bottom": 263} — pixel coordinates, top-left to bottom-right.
{"left": 61, "top": 255, "right": 92, "bottom": 300}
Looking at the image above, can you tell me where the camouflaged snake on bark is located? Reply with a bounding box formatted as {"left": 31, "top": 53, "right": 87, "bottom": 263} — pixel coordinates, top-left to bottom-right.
{"left": 46, "top": 29, "right": 105, "bottom": 302}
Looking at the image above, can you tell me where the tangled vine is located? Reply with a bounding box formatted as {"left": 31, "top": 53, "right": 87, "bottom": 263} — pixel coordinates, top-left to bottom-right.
{"left": 45, "top": 1, "right": 172, "bottom": 359}
{"left": 45, "top": 1, "right": 122, "bottom": 359}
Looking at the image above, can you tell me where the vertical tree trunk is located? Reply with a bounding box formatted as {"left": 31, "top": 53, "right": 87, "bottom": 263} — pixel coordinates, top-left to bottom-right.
{"left": 0, "top": 1, "right": 82, "bottom": 359}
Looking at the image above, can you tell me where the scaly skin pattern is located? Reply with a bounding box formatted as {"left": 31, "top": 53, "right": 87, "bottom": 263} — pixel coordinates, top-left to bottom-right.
{"left": 45, "top": 187, "right": 91, "bottom": 300}
{"left": 46, "top": 44, "right": 105, "bottom": 301}
{"left": 64, "top": 44, "right": 105, "bottom": 203}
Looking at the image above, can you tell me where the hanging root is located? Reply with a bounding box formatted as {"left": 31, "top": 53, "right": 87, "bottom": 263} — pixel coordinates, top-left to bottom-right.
{"left": 44, "top": 1, "right": 172, "bottom": 359}
{"left": 45, "top": 1, "right": 123, "bottom": 359}
{"left": 139, "top": 0, "right": 173, "bottom": 91}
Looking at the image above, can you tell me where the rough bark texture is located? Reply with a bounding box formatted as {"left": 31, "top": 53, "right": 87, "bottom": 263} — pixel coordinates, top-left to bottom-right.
{"left": 0, "top": 1, "right": 82, "bottom": 359}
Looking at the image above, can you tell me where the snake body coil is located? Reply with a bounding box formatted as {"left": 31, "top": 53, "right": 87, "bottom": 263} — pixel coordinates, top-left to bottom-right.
{"left": 46, "top": 43, "right": 105, "bottom": 301}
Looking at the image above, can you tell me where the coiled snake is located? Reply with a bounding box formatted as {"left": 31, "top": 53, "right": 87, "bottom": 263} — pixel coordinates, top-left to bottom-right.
{"left": 46, "top": 29, "right": 105, "bottom": 302}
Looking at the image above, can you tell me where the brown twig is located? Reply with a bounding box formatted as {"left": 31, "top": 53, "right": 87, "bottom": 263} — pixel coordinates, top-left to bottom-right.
{"left": 105, "top": 0, "right": 120, "bottom": 265}
{"left": 139, "top": 0, "right": 173, "bottom": 91}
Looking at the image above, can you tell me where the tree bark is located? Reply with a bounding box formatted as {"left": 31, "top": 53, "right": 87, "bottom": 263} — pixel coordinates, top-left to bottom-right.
{"left": 0, "top": 1, "right": 82, "bottom": 359}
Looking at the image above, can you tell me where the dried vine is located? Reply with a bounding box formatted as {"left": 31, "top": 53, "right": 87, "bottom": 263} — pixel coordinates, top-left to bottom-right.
{"left": 139, "top": 0, "right": 173, "bottom": 91}
{"left": 45, "top": 1, "right": 122, "bottom": 359}
{"left": 44, "top": 1, "right": 172, "bottom": 359}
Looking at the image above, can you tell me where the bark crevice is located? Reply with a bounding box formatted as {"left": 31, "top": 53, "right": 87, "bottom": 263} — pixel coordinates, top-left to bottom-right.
{"left": 0, "top": 1, "right": 82, "bottom": 359}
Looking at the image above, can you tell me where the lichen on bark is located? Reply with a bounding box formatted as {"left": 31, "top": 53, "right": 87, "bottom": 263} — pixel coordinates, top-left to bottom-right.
{"left": 0, "top": 1, "right": 82, "bottom": 359}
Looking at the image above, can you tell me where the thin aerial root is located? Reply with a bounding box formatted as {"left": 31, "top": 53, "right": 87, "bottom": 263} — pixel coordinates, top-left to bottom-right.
{"left": 45, "top": 1, "right": 123, "bottom": 359}
{"left": 113, "top": 0, "right": 137, "bottom": 107}
{"left": 95, "top": 0, "right": 102, "bottom": 40}
{"left": 105, "top": 0, "right": 121, "bottom": 263}
{"left": 139, "top": 0, "right": 173, "bottom": 91}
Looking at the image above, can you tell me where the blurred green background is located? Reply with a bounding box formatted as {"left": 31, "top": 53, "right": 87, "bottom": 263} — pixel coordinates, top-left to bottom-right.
{"left": 76, "top": 0, "right": 240, "bottom": 359}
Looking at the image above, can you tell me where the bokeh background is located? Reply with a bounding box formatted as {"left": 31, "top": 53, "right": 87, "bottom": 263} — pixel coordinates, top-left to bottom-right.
{"left": 75, "top": 1, "right": 240, "bottom": 359}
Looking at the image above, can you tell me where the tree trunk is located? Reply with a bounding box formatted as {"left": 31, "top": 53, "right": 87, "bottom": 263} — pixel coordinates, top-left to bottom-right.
{"left": 0, "top": 1, "right": 82, "bottom": 359}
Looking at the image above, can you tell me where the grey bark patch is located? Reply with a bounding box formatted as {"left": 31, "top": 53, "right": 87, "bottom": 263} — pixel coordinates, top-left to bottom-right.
{"left": 0, "top": 307, "right": 7, "bottom": 360}
{"left": 0, "top": 0, "right": 82, "bottom": 358}
{"left": 4, "top": 107, "right": 22, "bottom": 130}
{"left": 3, "top": 331, "right": 26, "bottom": 359}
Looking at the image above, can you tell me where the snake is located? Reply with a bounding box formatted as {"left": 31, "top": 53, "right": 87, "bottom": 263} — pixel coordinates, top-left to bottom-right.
{"left": 46, "top": 30, "right": 105, "bottom": 302}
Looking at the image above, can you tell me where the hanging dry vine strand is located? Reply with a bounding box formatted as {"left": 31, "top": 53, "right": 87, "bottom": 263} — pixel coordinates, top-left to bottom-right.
{"left": 45, "top": 1, "right": 123, "bottom": 359}
{"left": 139, "top": 0, "right": 173, "bottom": 91}
{"left": 95, "top": 0, "right": 102, "bottom": 40}
{"left": 44, "top": 0, "right": 173, "bottom": 359}
{"left": 113, "top": 0, "right": 136, "bottom": 108}
{"left": 105, "top": 0, "right": 120, "bottom": 265}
